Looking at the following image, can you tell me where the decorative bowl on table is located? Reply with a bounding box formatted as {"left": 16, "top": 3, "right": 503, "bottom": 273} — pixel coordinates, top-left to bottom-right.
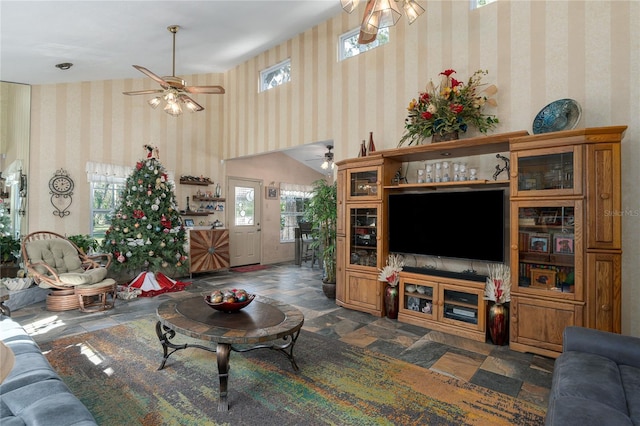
{"left": 203, "top": 289, "right": 255, "bottom": 312}
{"left": 1, "top": 277, "right": 34, "bottom": 291}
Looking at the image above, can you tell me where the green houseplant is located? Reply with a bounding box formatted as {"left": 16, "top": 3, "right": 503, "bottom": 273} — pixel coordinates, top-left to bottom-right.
{"left": 305, "top": 179, "right": 337, "bottom": 295}
{"left": 67, "top": 234, "right": 100, "bottom": 254}
{"left": 0, "top": 235, "right": 20, "bottom": 264}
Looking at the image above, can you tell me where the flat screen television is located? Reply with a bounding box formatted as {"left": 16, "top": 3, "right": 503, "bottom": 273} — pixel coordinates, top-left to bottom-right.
{"left": 388, "top": 189, "right": 505, "bottom": 263}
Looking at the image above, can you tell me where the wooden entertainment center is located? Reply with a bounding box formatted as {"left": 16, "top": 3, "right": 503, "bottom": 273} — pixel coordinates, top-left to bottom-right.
{"left": 335, "top": 126, "right": 626, "bottom": 357}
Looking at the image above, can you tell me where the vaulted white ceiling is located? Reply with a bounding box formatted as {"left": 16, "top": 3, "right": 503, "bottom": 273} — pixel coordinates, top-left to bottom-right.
{"left": 0, "top": 1, "right": 342, "bottom": 85}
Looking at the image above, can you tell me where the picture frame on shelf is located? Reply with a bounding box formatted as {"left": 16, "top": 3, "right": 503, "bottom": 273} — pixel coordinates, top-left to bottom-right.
{"left": 265, "top": 186, "right": 279, "bottom": 200}
{"left": 529, "top": 233, "right": 550, "bottom": 253}
{"left": 539, "top": 209, "right": 560, "bottom": 225}
{"left": 530, "top": 268, "right": 556, "bottom": 289}
{"left": 553, "top": 234, "right": 575, "bottom": 254}
{"left": 183, "top": 218, "right": 194, "bottom": 227}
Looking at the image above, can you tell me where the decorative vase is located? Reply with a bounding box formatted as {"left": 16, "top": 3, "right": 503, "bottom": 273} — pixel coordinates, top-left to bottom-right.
{"left": 384, "top": 285, "right": 399, "bottom": 319}
{"left": 488, "top": 302, "right": 509, "bottom": 345}
{"left": 367, "top": 131, "right": 376, "bottom": 154}
{"left": 358, "top": 140, "right": 367, "bottom": 157}
{"left": 432, "top": 131, "right": 459, "bottom": 143}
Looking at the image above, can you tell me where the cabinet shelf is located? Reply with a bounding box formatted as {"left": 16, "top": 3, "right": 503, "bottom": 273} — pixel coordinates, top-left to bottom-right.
{"left": 384, "top": 179, "right": 508, "bottom": 190}
{"left": 181, "top": 212, "right": 212, "bottom": 216}
{"left": 179, "top": 179, "right": 212, "bottom": 186}
{"left": 192, "top": 196, "right": 225, "bottom": 202}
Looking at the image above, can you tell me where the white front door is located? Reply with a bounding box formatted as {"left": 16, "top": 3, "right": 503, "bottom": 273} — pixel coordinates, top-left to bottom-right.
{"left": 227, "top": 177, "right": 262, "bottom": 267}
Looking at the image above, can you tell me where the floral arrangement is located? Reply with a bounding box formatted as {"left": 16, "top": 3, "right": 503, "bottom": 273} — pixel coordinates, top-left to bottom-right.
{"left": 378, "top": 254, "right": 405, "bottom": 287}
{"left": 399, "top": 69, "right": 499, "bottom": 146}
{"left": 484, "top": 263, "right": 511, "bottom": 305}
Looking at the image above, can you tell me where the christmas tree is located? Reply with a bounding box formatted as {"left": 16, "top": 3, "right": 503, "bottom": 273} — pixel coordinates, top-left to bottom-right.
{"left": 104, "top": 145, "right": 188, "bottom": 277}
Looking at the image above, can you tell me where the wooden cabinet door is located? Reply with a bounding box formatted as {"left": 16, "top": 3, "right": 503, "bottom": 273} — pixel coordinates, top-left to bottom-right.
{"left": 336, "top": 236, "right": 346, "bottom": 304}
{"left": 189, "top": 229, "right": 230, "bottom": 273}
{"left": 586, "top": 252, "right": 621, "bottom": 333}
{"left": 345, "top": 270, "right": 383, "bottom": 316}
{"left": 510, "top": 295, "right": 584, "bottom": 357}
{"left": 586, "top": 143, "right": 621, "bottom": 249}
{"left": 336, "top": 169, "right": 346, "bottom": 236}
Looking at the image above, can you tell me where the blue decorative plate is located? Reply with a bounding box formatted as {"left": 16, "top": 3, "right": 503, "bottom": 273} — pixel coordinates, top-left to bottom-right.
{"left": 532, "top": 99, "right": 582, "bottom": 134}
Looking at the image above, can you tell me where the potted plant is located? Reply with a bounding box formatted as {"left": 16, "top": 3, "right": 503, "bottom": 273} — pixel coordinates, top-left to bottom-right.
{"left": 399, "top": 69, "right": 499, "bottom": 146}
{"left": 67, "top": 234, "right": 100, "bottom": 254}
{"left": 305, "top": 179, "right": 337, "bottom": 298}
{"left": 0, "top": 235, "right": 21, "bottom": 278}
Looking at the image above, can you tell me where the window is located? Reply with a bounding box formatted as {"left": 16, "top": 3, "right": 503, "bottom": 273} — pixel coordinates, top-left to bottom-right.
{"left": 339, "top": 27, "right": 390, "bottom": 61}
{"left": 259, "top": 58, "right": 291, "bottom": 92}
{"left": 473, "top": 0, "right": 496, "bottom": 9}
{"left": 86, "top": 161, "right": 131, "bottom": 243}
{"left": 280, "top": 183, "right": 313, "bottom": 242}
{"left": 90, "top": 181, "right": 125, "bottom": 243}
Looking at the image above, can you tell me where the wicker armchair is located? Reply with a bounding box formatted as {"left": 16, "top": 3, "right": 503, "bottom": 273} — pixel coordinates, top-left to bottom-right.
{"left": 22, "top": 231, "right": 116, "bottom": 312}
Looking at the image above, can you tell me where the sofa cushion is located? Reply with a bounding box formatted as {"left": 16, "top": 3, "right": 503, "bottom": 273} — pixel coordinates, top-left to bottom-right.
{"left": 620, "top": 365, "right": 640, "bottom": 425}
{"left": 551, "top": 351, "right": 629, "bottom": 415}
{"left": 25, "top": 239, "right": 83, "bottom": 275}
{"left": 545, "top": 396, "right": 633, "bottom": 426}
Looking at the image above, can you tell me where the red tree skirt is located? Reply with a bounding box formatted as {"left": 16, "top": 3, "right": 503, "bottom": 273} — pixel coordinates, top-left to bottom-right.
{"left": 126, "top": 271, "right": 191, "bottom": 297}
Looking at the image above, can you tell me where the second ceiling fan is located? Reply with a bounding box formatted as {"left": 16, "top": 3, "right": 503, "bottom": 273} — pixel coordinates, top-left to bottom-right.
{"left": 123, "top": 25, "right": 225, "bottom": 116}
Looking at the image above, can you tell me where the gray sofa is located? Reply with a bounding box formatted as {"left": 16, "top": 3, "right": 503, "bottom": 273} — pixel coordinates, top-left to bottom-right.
{"left": 0, "top": 314, "right": 97, "bottom": 425}
{"left": 546, "top": 326, "right": 640, "bottom": 426}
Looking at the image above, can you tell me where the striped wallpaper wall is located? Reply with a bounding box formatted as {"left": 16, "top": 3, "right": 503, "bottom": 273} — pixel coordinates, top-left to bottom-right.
{"left": 26, "top": 1, "right": 639, "bottom": 334}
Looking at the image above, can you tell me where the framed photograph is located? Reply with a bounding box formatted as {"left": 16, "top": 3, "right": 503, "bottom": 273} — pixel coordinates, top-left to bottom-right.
{"left": 554, "top": 234, "right": 575, "bottom": 254}
{"left": 531, "top": 268, "right": 556, "bottom": 289}
{"left": 529, "top": 233, "right": 550, "bottom": 253}
{"left": 183, "top": 218, "right": 194, "bottom": 227}
{"left": 265, "top": 186, "right": 279, "bottom": 200}
{"left": 539, "top": 209, "right": 560, "bottom": 225}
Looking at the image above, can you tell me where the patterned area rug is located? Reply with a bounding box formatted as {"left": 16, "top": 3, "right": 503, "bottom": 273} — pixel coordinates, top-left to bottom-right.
{"left": 42, "top": 317, "right": 545, "bottom": 425}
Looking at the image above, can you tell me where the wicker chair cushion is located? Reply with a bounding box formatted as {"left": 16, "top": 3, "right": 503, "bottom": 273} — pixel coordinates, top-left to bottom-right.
{"left": 58, "top": 268, "right": 108, "bottom": 285}
{"left": 25, "top": 239, "right": 83, "bottom": 275}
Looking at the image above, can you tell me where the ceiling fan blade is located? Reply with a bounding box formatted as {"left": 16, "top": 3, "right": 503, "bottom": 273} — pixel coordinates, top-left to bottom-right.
{"left": 185, "top": 85, "right": 226, "bottom": 95}
{"left": 358, "top": 0, "right": 378, "bottom": 45}
{"left": 180, "top": 94, "right": 204, "bottom": 112}
{"left": 132, "top": 65, "right": 170, "bottom": 88}
{"left": 123, "top": 89, "right": 164, "bottom": 96}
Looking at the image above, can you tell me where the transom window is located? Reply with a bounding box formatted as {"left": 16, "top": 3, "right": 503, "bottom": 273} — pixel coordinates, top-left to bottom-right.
{"left": 259, "top": 58, "right": 291, "bottom": 92}
{"left": 473, "top": 0, "right": 496, "bottom": 9}
{"left": 338, "top": 27, "right": 390, "bottom": 61}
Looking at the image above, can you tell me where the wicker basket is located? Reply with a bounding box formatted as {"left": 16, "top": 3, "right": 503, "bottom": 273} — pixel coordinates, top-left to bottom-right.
{"left": 46, "top": 289, "right": 80, "bottom": 311}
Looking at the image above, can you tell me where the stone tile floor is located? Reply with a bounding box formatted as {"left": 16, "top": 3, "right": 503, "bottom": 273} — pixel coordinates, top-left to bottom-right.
{"left": 9, "top": 262, "right": 553, "bottom": 411}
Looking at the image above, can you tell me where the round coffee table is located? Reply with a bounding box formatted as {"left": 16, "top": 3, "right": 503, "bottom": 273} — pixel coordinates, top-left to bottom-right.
{"left": 155, "top": 294, "right": 304, "bottom": 411}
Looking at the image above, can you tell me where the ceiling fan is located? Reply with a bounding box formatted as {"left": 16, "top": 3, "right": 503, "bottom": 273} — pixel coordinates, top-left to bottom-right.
{"left": 321, "top": 145, "right": 334, "bottom": 170}
{"left": 123, "top": 25, "right": 225, "bottom": 116}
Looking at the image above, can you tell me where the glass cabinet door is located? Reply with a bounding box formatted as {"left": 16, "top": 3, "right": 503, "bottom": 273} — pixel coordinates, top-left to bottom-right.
{"left": 400, "top": 278, "right": 436, "bottom": 320}
{"left": 512, "top": 200, "right": 582, "bottom": 300}
{"left": 511, "top": 146, "right": 581, "bottom": 197}
{"left": 348, "top": 205, "right": 379, "bottom": 269}
{"left": 347, "top": 167, "right": 380, "bottom": 201}
{"left": 439, "top": 284, "right": 485, "bottom": 332}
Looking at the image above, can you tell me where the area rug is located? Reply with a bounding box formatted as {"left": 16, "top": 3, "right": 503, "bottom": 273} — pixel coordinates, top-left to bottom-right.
{"left": 42, "top": 318, "right": 545, "bottom": 426}
{"left": 230, "top": 264, "right": 270, "bottom": 273}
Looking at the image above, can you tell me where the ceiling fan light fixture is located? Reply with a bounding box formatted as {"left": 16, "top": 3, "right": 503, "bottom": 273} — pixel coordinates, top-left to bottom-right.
{"left": 164, "top": 90, "right": 178, "bottom": 103}
{"left": 341, "top": 0, "right": 360, "bottom": 13}
{"left": 148, "top": 97, "right": 162, "bottom": 109}
{"left": 321, "top": 145, "right": 335, "bottom": 170}
{"left": 164, "top": 101, "right": 182, "bottom": 117}
{"left": 403, "top": 0, "right": 424, "bottom": 24}
{"left": 181, "top": 96, "right": 201, "bottom": 112}
{"left": 370, "top": 0, "right": 402, "bottom": 29}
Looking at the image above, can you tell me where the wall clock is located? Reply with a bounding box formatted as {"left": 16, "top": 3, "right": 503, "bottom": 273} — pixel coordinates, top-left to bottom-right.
{"left": 49, "top": 168, "right": 74, "bottom": 217}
